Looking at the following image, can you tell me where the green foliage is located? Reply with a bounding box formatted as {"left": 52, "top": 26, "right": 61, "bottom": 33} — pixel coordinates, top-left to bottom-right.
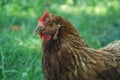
{"left": 0, "top": 0, "right": 120, "bottom": 80}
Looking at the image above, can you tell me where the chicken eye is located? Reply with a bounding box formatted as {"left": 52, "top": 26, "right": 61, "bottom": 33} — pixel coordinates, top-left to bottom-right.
{"left": 49, "top": 23, "right": 53, "bottom": 27}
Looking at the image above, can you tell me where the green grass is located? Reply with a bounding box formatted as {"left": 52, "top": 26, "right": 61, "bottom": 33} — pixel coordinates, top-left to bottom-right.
{"left": 0, "top": 0, "right": 120, "bottom": 80}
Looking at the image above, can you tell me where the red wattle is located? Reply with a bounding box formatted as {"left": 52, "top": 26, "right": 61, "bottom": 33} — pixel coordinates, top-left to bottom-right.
{"left": 43, "top": 34, "right": 51, "bottom": 41}
{"left": 39, "top": 34, "right": 51, "bottom": 41}
{"left": 40, "top": 34, "right": 43, "bottom": 39}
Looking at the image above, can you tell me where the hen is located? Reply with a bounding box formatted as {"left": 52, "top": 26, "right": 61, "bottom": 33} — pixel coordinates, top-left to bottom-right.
{"left": 34, "top": 10, "right": 120, "bottom": 80}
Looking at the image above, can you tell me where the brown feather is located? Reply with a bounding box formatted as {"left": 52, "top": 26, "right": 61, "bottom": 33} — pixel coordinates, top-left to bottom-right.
{"left": 36, "top": 13, "right": 120, "bottom": 80}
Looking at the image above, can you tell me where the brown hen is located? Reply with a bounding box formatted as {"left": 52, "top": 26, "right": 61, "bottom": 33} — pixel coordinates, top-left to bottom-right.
{"left": 34, "top": 10, "right": 120, "bottom": 80}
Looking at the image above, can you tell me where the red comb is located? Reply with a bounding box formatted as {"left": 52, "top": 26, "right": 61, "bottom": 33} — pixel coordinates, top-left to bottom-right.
{"left": 39, "top": 9, "right": 50, "bottom": 22}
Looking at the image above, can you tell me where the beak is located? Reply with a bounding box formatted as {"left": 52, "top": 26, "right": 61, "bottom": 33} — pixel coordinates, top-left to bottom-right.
{"left": 34, "top": 26, "right": 39, "bottom": 34}
{"left": 34, "top": 26, "right": 44, "bottom": 34}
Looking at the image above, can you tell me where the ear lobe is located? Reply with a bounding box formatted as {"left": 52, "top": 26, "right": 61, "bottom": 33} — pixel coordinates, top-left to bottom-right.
{"left": 39, "top": 9, "right": 51, "bottom": 22}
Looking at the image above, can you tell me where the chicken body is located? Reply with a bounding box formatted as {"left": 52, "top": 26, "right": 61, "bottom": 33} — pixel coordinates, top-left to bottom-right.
{"left": 34, "top": 10, "right": 120, "bottom": 80}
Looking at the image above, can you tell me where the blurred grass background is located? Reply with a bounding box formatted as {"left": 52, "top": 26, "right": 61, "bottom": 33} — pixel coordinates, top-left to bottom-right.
{"left": 0, "top": 0, "right": 120, "bottom": 80}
